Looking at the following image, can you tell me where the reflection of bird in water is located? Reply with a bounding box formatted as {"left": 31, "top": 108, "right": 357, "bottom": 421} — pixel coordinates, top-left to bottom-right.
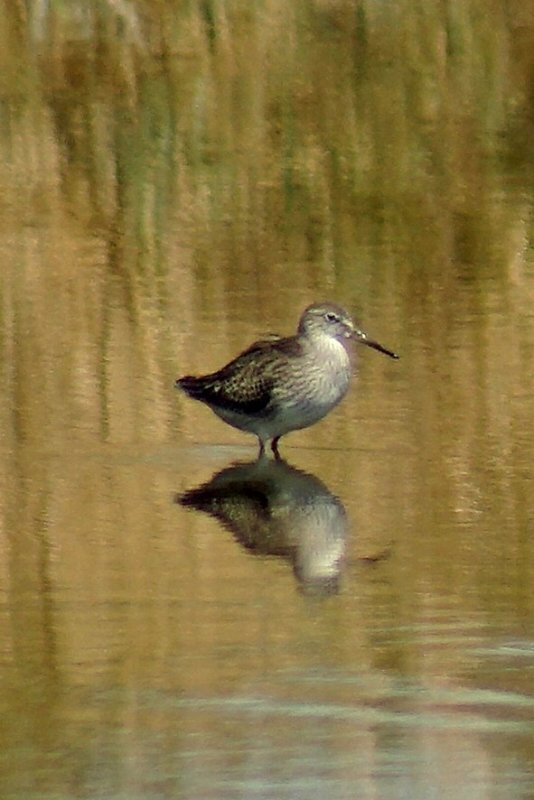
{"left": 176, "top": 302, "right": 398, "bottom": 457}
{"left": 178, "top": 458, "right": 348, "bottom": 595}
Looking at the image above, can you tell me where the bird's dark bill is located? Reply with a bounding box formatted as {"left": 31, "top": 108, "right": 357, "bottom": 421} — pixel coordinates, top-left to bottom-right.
{"left": 359, "top": 335, "right": 399, "bottom": 359}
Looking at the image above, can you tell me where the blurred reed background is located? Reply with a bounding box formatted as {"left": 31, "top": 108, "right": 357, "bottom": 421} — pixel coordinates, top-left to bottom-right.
{"left": 0, "top": 0, "right": 533, "bottom": 446}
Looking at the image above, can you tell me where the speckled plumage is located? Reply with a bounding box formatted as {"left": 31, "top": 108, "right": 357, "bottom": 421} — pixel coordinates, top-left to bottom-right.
{"left": 176, "top": 302, "right": 398, "bottom": 456}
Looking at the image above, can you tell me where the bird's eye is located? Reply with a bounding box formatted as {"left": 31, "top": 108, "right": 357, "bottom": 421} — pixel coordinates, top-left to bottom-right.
{"left": 325, "top": 312, "right": 339, "bottom": 323}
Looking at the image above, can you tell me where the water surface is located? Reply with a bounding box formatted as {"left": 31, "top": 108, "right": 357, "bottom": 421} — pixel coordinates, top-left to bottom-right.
{"left": 1, "top": 3, "right": 533, "bottom": 799}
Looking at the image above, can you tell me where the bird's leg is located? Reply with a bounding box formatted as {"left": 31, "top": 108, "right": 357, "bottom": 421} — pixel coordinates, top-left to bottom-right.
{"left": 271, "top": 436, "right": 281, "bottom": 459}
{"left": 257, "top": 438, "right": 266, "bottom": 459}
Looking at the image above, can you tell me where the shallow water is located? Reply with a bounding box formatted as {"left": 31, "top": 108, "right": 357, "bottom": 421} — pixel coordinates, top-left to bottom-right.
{"left": 1, "top": 3, "right": 533, "bottom": 799}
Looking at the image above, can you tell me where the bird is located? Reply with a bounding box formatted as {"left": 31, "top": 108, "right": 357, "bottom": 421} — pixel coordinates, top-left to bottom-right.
{"left": 176, "top": 301, "right": 398, "bottom": 457}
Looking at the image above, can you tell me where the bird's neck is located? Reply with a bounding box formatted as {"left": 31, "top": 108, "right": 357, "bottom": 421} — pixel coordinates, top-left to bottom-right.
{"left": 305, "top": 332, "right": 351, "bottom": 360}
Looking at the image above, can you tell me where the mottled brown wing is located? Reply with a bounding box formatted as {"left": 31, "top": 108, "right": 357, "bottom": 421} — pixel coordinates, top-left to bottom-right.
{"left": 177, "top": 335, "right": 302, "bottom": 415}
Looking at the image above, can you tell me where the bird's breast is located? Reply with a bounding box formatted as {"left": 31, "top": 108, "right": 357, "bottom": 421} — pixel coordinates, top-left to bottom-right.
{"left": 273, "top": 337, "right": 352, "bottom": 410}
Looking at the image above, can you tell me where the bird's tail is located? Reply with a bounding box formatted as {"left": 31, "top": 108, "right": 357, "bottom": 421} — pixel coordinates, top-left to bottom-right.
{"left": 175, "top": 375, "right": 209, "bottom": 399}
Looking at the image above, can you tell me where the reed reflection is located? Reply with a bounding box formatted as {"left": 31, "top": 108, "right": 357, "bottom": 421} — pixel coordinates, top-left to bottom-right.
{"left": 178, "top": 458, "right": 347, "bottom": 595}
